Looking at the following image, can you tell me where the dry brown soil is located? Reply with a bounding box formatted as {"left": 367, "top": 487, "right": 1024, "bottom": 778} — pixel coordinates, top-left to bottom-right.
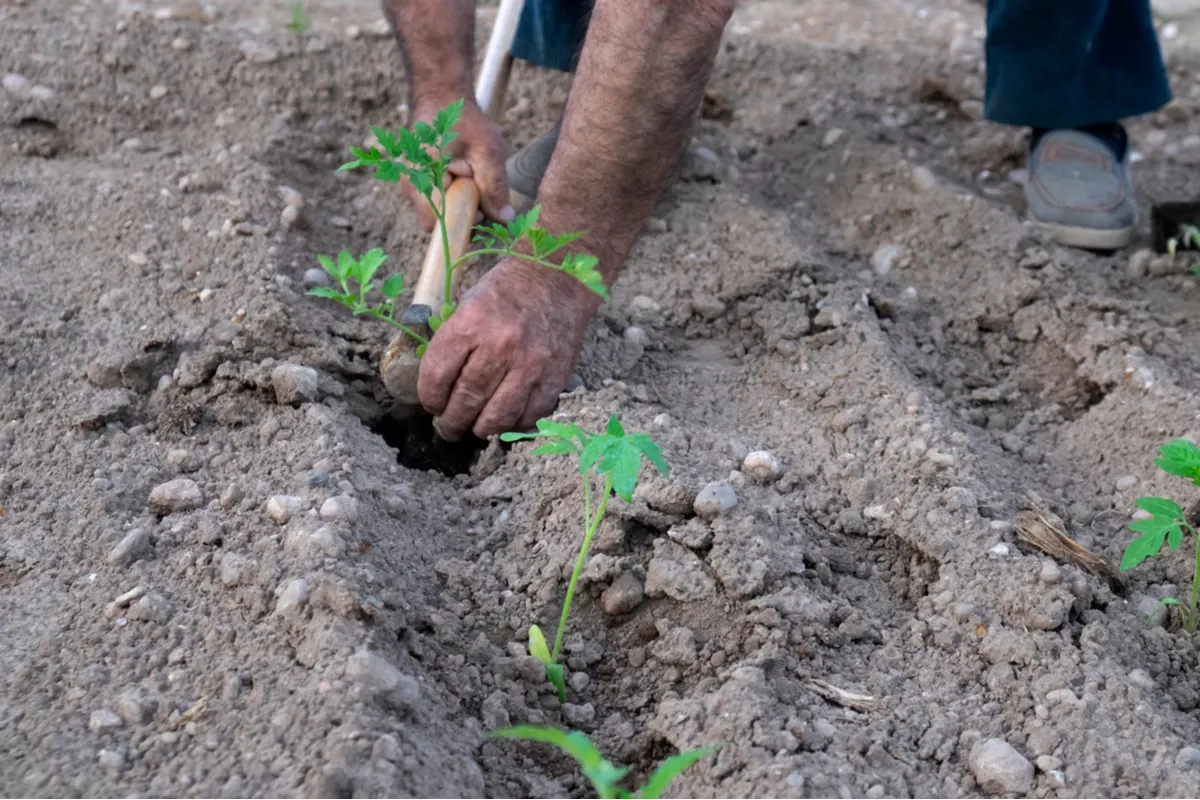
{"left": 5, "top": 0, "right": 1200, "bottom": 796}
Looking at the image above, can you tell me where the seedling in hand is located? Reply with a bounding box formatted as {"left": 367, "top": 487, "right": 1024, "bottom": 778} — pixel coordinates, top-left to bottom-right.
{"left": 1121, "top": 438, "right": 1200, "bottom": 632}
{"left": 490, "top": 726, "right": 719, "bottom": 799}
{"left": 310, "top": 100, "right": 607, "bottom": 355}
{"left": 501, "top": 416, "right": 666, "bottom": 700}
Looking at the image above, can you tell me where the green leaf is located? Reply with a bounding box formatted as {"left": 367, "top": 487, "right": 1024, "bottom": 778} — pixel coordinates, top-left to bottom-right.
{"left": 600, "top": 441, "right": 642, "bottom": 503}
{"left": 410, "top": 170, "right": 434, "bottom": 198}
{"left": 415, "top": 343, "right": 427, "bottom": 357}
{"left": 532, "top": 440, "right": 577, "bottom": 456}
{"left": 1155, "top": 439, "right": 1200, "bottom": 485}
{"left": 546, "top": 663, "right": 567, "bottom": 704}
{"left": 507, "top": 205, "right": 541, "bottom": 241}
{"left": 433, "top": 99, "right": 463, "bottom": 138}
{"left": 412, "top": 120, "right": 437, "bottom": 146}
{"left": 579, "top": 434, "right": 614, "bottom": 476}
{"left": 559, "top": 253, "right": 609, "bottom": 300}
{"left": 428, "top": 315, "right": 442, "bottom": 332}
{"left": 489, "top": 727, "right": 626, "bottom": 797}
{"left": 356, "top": 248, "right": 387, "bottom": 288}
{"left": 628, "top": 433, "right": 668, "bottom": 477}
{"left": 316, "top": 254, "right": 336, "bottom": 275}
{"left": 1121, "top": 495, "right": 1188, "bottom": 571}
{"left": 605, "top": 415, "right": 625, "bottom": 438}
{"left": 306, "top": 286, "right": 346, "bottom": 300}
{"left": 375, "top": 160, "right": 403, "bottom": 183}
{"left": 528, "top": 624, "right": 552, "bottom": 664}
{"left": 635, "top": 745, "right": 721, "bottom": 799}
{"left": 380, "top": 274, "right": 405, "bottom": 299}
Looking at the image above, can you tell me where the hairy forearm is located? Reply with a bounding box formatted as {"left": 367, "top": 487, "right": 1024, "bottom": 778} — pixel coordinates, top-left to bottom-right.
{"left": 538, "top": 0, "right": 735, "bottom": 291}
{"left": 381, "top": 0, "right": 476, "bottom": 109}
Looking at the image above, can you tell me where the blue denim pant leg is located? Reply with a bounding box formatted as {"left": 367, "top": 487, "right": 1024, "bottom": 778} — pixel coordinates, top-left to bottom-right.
{"left": 985, "top": 0, "right": 1172, "bottom": 129}
{"left": 510, "top": 0, "right": 593, "bottom": 72}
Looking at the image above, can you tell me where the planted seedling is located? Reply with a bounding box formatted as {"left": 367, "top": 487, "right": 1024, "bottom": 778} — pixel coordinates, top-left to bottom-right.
{"left": 500, "top": 416, "right": 666, "bottom": 700}
{"left": 309, "top": 100, "right": 606, "bottom": 356}
{"left": 490, "top": 726, "right": 719, "bottom": 800}
{"left": 286, "top": 2, "right": 311, "bottom": 36}
{"left": 1121, "top": 438, "right": 1200, "bottom": 632}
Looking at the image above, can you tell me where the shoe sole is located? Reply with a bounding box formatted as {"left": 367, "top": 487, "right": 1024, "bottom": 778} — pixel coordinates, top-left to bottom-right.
{"left": 1028, "top": 218, "right": 1134, "bottom": 251}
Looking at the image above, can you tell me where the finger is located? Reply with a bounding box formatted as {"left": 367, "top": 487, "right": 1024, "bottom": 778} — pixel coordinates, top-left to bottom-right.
{"left": 517, "top": 380, "right": 567, "bottom": 431}
{"left": 470, "top": 143, "right": 515, "bottom": 223}
{"left": 472, "top": 368, "right": 536, "bottom": 439}
{"left": 447, "top": 158, "right": 474, "bottom": 178}
{"left": 435, "top": 350, "right": 508, "bottom": 442}
{"left": 417, "top": 331, "right": 473, "bottom": 416}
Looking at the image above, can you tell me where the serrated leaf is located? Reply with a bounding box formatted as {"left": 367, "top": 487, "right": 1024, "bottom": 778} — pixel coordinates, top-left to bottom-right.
{"left": 1155, "top": 439, "right": 1200, "bottom": 485}
{"left": 559, "top": 253, "right": 609, "bottom": 300}
{"left": 532, "top": 440, "right": 576, "bottom": 456}
{"left": 356, "top": 248, "right": 387, "bottom": 287}
{"left": 410, "top": 170, "right": 434, "bottom": 198}
{"left": 507, "top": 205, "right": 540, "bottom": 241}
{"left": 316, "top": 254, "right": 335, "bottom": 274}
{"left": 628, "top": 433, "right": 668, "bottom": 477}
{"left": 528, "top": 624, "right": 552, "bottom": 664}
{"left": 635, "top": 745, "right": 721, "bottom": 799}
{"left": 433, "top": 99, "right": 463, "bottom": 138}
{"left": 1122, "top": 524, "right": 1175, "bottom": 571}
{"left": 1135, "top": 496, "right": 1185, "bottom": 518}
{"left": 599, "top": 440, "right": 642, "bottom": 503}
{"left": 375, "top": 160, "right": 403, "bottom": 183}
{"left": 380, "top": 274, "right": 405, "bottom": 299}
{"left": 412, "top": 120, "right": 437, "bottom": 146}
{"left": 579, "top": 434, "right": 614, "bottom": 476}
{"left": 306, "top": 286, "right": 347, "bottom": 301}
{"left": 546, "top": 663, "right": 567, "bottom": 704}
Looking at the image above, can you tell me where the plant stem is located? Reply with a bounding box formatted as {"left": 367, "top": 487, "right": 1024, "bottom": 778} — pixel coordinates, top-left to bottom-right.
{"left": 1188, "top": 523, "right": 1200, "bottom": 633}
{"left": 552, "top": 474, "right": 611, "bottom": 663}
{"left": 449, "top": 248, "right": 563, "bottom": 275}
{"left": 365, "top": 308, "right": 430, "bottom": 344}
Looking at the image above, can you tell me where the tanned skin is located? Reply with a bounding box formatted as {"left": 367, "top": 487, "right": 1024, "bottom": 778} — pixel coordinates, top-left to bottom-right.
{"left": 382, "top": 0, "right": 736, "bottom": 440}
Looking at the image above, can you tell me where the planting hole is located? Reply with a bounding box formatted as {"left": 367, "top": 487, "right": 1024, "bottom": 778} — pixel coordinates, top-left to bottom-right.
{"left": 373, "top": 412, "right": 486, "bottom": 477}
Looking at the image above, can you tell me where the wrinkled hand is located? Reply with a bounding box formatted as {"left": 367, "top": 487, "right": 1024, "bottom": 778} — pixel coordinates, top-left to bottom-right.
{"left": 418, "top": 259, "right": 600, "bottom": 441}
{"left": 404, "top": 96, "right": 513, "bottom": 230}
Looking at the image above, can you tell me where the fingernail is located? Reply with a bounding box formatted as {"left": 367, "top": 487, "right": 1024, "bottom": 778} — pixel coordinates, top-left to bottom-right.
{"left": 498, "top": 204, "right": 515, "bottom": 222}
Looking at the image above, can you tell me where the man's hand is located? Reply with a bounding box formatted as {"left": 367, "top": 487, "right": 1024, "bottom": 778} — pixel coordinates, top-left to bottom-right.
{"left": 404, "top": 97, "right": 514, "bottom": 231}
{"left": 417, "top": 259, "right": 599, "bottom": 440}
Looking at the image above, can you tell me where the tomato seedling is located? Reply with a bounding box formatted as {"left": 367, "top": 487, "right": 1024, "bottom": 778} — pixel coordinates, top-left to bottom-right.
{"left": 286, "top": 2, "right": 310, "bottom": 36}
{"left": 309, "top": 100, "right": 607, "bottom": 355}
{"left": 490, "top": 725, "right": 719, "bottom": 799}
{"left": 501, "top": 416, "right": 666, "bottom": 700}
{"left": 1121, "top": 438, "right": 1200, "bottom": 632}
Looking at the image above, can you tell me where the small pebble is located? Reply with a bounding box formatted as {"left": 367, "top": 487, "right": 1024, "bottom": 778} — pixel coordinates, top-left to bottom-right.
{"left": 871, "top": 244, "right": 901, "bottom": 276}
{"left": 171, "top": 37, "right": 192, "bottom": 51}
{"left": 2, "top": 73, "right": 29, "bottom": 96}
{"left": 345, "top": 649, "right": 420, "bottom": 706}
{"left": 562, "top": 702, "right": 595, "bottom": 727}
{"left": 98, "top": 749, "right": 126, "bottom": 770}
{"left": 1116, "top": 474, "right": 1138, "bottom": 492}
{"left": 969, "top": 738, "right": 1033, "bottom": 795}
{"left": 303, "top": 268, "right": 329, "bottom": 287}
{"left": 821, "top": 128, "right": 844, "bottom": 148}
{"left": 569, "top": 671, "right": 590, "bottom": 693}
{"left": 29, "top": 85, "right": 54, "bottom": 102}
{"left": 1038, "top": 561, "right": 1061, "bottom": 585}
{"left": 693, "top": 480, "right": 738, "bottom": 519}
{"left": 320, "top": 495, "right": 358, "bottom": 523}
{"left": 271, "top": 363, "right": 318, "bottom": 406}
{"left": 107, "top": 528, "right": 151, "bottom": 567}
{"left": 266, "top": 495, "right": 307, "bottom": 524}
{"left": 601, "top": 572, "right": 645, "bottom": 615}
{"left": 148, "top": 479, "right": 202, "bottom": 515}
{"left": 275, "top": 578, "right": 309, "bottom": 615}
{"left": 742, "top": 450, "right": 783, "bottom": 482}
{"left": 149, "top": 85, "right": 168, "bottom": 100}
{"left": 623, "top": 326, "right": 648, "bottom": 346}
{"left": 1127, "top": 249, "right": 1153, "bottom": 278}
{"left": 89, "top": 709, "right": 123, "bottom": 732}
{"left": 166, "top": 448, "right": 200, "bottom": 473}
{"left": 691, "top": 294, "right": 726, "bottom": 320}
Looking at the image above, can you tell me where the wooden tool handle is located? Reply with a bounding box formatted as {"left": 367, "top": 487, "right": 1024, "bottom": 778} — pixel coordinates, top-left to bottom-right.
{"left": 409, "top": 178, "right": 482, "bottom": 312}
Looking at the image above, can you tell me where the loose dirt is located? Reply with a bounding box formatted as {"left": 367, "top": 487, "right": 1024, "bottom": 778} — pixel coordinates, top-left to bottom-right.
{"left": 5, "top": 0, "right": 1200, "bottom": 796}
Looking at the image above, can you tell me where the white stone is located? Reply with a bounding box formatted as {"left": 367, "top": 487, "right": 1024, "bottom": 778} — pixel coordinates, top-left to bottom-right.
{"left": 969, "top": 738, "right": 1033, "bottom": 795}
{"left": 742, "top": 451, "right": 782, "bottom": 482}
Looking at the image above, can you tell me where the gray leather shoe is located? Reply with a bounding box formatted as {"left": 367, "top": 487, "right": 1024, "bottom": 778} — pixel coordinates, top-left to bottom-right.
{"left": 1025, "top": 128, "right": 1136, "bottom": 250}
{"left": 506, "top": 120, "right": 562, "bottom": 211}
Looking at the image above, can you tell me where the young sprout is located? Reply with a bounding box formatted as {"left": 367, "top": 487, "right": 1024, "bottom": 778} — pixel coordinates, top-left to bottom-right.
{"left": 286, "top": 2, "right": 311, "bottom": 36}
{"left": 501, "top": 416, "right": 666, "bottom": 700}
{"left": 310, "top": 100, "right": 607, "bottom": 355}
{"left": 1121, "top": 438, "right": 1200, "bottom": 633}
{"left": 490, "top": 726, "right": 719, "bottom": 800}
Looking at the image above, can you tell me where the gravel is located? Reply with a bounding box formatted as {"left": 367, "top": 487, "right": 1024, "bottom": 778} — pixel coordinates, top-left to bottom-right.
{"left": 275, "top": 578, "right": 309, "bottom": 615}
{"left": 742, "top": 450, "right": 783, "bottom": 482}
{"left": 319, "top": 494, "right": 359, "bottom": 523}
{"left": 89, "top": 709, "right": 122, "bottom": 732}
